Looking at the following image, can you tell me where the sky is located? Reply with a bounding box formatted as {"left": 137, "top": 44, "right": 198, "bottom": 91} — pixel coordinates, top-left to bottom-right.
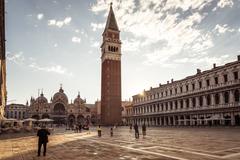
{"left": 5, "top": 0, "right": 240, "bottom": 104}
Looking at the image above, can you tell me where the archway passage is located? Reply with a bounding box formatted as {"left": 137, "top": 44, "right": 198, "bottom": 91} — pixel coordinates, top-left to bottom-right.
{"left": 77, "top": 115, "right": 85, "bottom": 124}
{"left": 235, "top": 115, "right": 240, "bottom": 126}
{"left": 53, "top": 103, "right": 66, "bottom": 125}
{"left": 54, "top": 103, "right": 66, "bottom": 115}
{"left": 42, "top": 113, "right": 49, "bottom": 119}
{"left": 68, "top": 114, "right": 75, "bottom": 128}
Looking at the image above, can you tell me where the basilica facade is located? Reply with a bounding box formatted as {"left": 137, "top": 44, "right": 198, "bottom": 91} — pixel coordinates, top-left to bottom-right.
{"left": 28, "top": 86, "right": 97, "bottom": 126}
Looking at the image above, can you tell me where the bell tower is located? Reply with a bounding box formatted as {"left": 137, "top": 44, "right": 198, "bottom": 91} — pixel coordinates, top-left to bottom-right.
{"left": 101, "top": 3, "right": 122, "bottom": 125}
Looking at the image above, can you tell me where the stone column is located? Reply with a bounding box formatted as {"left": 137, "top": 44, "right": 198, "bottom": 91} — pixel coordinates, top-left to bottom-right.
{"left": 220, "top": 92, "right": 224, "bottom": 105}
{"left": 184, "top": 115, "right": 187, "bottom": 126}
{"left": 211, "top": 94, "right": 215, "bottom": 106}
{"left": 168, "top": 116, "right": 171, "bottom": 126}
{"left": 229, "top": 90, "right": 234, "bottom": 104}
{"left": 203, "top": 96, "right": 207, "bottom": 107}
{"left": 173, "top": 116, "right": 176, "bottom": 126}
{"left": 189, "top": 98, "right": 193, "bottom": 108}
{"left": 163, "top": 117, "right": 167, "bottom": 126}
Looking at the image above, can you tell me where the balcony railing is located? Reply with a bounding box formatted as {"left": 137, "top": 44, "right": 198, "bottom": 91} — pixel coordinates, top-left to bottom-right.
{"left": 131, "top": 102, "right": 240, "bottom": 117}
{"left": 134, "top": 79, "right": 240, "bottom": 105}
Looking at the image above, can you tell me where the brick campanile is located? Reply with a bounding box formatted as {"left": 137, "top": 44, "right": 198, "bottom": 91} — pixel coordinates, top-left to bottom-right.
{"left": 100, "top": 3, "right": 122, "bottom": 125}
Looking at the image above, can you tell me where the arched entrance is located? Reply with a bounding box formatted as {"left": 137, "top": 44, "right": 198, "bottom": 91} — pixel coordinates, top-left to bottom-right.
{"left": 77, "top": 115, "right": 85, "bottom": 124}
{"left": 235, "top": 115, "right": 240, "bottom": 126}
{"left": 91, "top": 114, "right": 97, "bottom": 125}
{"left": 53, "top": 103, "right": 66, "bottom": 125}
{"left": 68, "top": 114, "right": 75, "bottom": 128}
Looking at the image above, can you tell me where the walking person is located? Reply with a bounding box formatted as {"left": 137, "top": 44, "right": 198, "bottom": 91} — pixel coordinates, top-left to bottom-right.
{"left": 97, "top": 125, "right": 101, "bottom": 137}
{"left": 134, "top": 123, "right": 139, "bottom": 139}
{"left": 37, "top": 125, "right": 50, "bottom": 157}
{"left": 79, "top": 124, "right": 82, "bottom": 133}
{"left": 129, "top": 124, "right": 132, "bottom": 132}
{"left": 142, "top": 123, "right": 146, "bottom": 138}
{"left": 110, "top": 127, "right": 113, "bottom": 137}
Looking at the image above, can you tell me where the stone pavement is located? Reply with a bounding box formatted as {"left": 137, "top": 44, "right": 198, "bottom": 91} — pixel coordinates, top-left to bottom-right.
{"left": 1, "top": 127, "right": 240, "bottom": 160}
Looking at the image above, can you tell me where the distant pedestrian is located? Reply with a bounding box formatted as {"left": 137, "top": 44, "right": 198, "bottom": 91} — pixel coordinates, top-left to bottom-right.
{"left": 142, "top": 123, "right": 146, "bottom": 138}
{"left": 97, "top": 125, "right": 101, "bottom": 137}
{"left": 110, "top": 127, "right": 113, "bottom": 137}
{"left": 79, "top": 124, "right": 82, "bottom": 133}
{"left": 37, "top": 126, "right": 50, "bottom": 157}
{"left": 134, "top": 124, "right": 139, "bottom": 139}
{"left": 129, "top": 124, "right": 132, "bottom": 132}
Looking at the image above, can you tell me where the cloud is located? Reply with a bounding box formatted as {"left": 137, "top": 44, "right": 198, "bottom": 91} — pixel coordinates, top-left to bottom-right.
{"left": 213, "top": 0, "right": 234, "bottom": 11}
{"left": 72, "top": 36, "right": 81, "bottom": 43}
{"left": 48, "top": 17, "right": 72, "bottom": 28}
{"left": 90, "top": 0, "right": 216, "bottom": 66}
{"left": 29, "top": 63, "right": 73, "bottom": 77}
{"left": 174, "top": 55, "right": 231, "bottom": 67}
{"left": 53, "top": 43, "right": 58, "bottom": 47}
{"left": 91, "top": 41, "right": 100, "bottom": 48}
{"left": 37, "top": 13, "right": 44, "bottom": 20}
{"left": 90, "top": 22, "right": 105, "bottom": 31}
{"left": 217, "top": 0, "right": 234, "bottom": 8}
{"left": 214, "top": 24, "right": 235, "bottom": 35}
{"left": 7, "top": 52, "right": 25, "bottom": 64}
{"left": 7, "top": 51, "right": 73, "bottom": 77}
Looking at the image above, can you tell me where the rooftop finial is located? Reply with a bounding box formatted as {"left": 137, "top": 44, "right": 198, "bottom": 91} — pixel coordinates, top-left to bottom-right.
{"left": 78, "top": 91, "right": 80, "bottom": 98}
{"left": 110, "top": 2, "right": 113, "bottom": 6}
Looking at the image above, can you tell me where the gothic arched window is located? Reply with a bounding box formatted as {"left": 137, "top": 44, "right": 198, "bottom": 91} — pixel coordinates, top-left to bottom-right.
{"left": 234, "top": 90, "right": 240, "bottom": 102}
{"left": 116, "top": 47, "right": 118, "bottom": 52}
{"left": 224, "top": 92, "right": 229, "bottom": 104}
{"left": 108, "top": 46, "right": 110, "bottom": 51}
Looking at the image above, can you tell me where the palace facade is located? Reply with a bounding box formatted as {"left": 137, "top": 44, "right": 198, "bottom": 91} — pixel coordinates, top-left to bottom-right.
{"left": 126, "top": 56, "right": 240, "bottom": 126}
{"left": 28, "top": 86, "right": 97, "bottom": 126}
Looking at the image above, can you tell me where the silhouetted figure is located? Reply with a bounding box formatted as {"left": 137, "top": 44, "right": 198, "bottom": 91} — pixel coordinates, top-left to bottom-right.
{"left": 98, "top": 125, "right": 101, "bottom": 137}
{"left": 110, "top": 127, "right": 113, "bottom": 137}
{"left": 134, "top": 124, "right": 139, "bottom": 139}
{"left": 79, "top": 124, "right": 82, "bottom": 132}
{"left": 142, "top": 123, "right": 146, "bottom": 138}
{"left": 37, "top": 126, "right": 50, "bottom": 157}
{"left": 129, "top": 124, "right": 132, "bottom": 132}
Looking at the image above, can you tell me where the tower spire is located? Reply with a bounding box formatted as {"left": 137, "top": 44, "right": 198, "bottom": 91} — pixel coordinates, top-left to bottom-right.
{"left": 104, "top": 2, "right": 119, "bottom": 32}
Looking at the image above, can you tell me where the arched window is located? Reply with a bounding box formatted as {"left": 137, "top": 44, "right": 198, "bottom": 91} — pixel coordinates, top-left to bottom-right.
{"left": 199, "top": 96, "right": 203, "bottom": 106}
{"left": 116, "top": 47, "right": 118, "bottom": 52}
{"left": 192, "top": 98, "right": 196, "bottom": 107}
{"left": 175, "top": 101, "right": 178, "bottom": 109}
{"left": 111, "top": 46, "right": 113, "bottom": 52}
{"left": 180, "top": 100, "right": 183, "bottom": 108}
{"left": 186, "top": 99, "right": 189, "bottom": 108}
{"left": 206, "top": 95, "right": 211, "bottom": 105}
{"left": 234, "top": 90, "right": 240, "bottom": 102}
{"left": 108, "top": 46, "right": 110, "bottom": 51}
{"left": 224, "top": 92, "right": 229, "bottom": 104}
{"left": 215, "top": 93, "right": 220, "bottom": 105}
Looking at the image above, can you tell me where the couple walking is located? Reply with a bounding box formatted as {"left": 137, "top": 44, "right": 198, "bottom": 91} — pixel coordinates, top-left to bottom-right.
{"left": 133, "top": 123, "right": 147, "bottom": 139}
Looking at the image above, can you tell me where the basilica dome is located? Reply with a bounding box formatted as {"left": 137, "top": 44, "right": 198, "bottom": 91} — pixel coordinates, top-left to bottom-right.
{"left": 36, "top": 93, "right": 48, "bottom": 104}
{"left": 52, "top": 87, "right": 68, "bottom": 104}
{"left": 74, "top": 92, "right": 85, "bottom": 105}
